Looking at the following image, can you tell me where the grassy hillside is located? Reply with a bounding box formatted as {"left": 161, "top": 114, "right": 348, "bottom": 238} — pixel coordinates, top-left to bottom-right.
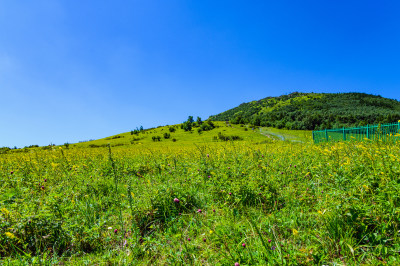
{"left": 209, "top": 92, "right": 400, "bottom": 130}
{"left": 259, "top": 127, "right": 311, "bottom": 142}
{"left": 1, "top": 121, "right": 310, "bottom": 156}
{"left": 73, "top": 122, "right": 281, "bottom": 148}
{"left": 1, "top": 104, "right": 399, "bottom": 264}
{"left": 1, "top": 134, "right": 399, "bottom": 264}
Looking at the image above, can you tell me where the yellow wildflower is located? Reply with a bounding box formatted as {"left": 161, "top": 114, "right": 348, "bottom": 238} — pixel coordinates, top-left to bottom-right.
{"left": 1, "top": 208, "right": 9, "bottom": 215}
{"left": 5, "top": 232, "right": 16, "bottom": 239}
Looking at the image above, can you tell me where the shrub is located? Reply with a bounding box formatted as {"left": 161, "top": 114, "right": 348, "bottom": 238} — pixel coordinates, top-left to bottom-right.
{"left": 131, "top": 129, "right": 140, "bottom": 135}
{"left": 215, "top": 132, "right": 243, "bottom": 141}
{"left": 112, "top": 143, "right": 124, "bottom": 147}
{"left": 163, "top": 133, "right": 171, "bottom": 139}
{"left": 41, "top": 146, "right": 52, "bottom": 150}
{"left": 24, "top": 145, "right": 39, "bottom": 148}
{"left": 200, "top": 120, "right": 215, "bottom": 131}
{"left": 88, "top": 144, "right": 108, "bottom": 148}
{"left": 152, "top": 136, "right": 162, "bottom": 142}
{"left": 181, "top": 121, "right": 192, "bottom": 131}
{"left": 131, "top": 137, "right": 142, "bottom": 143}
{"left": 0, "top": 147, "right": 11, "bottom": 154}
{"left": 106, "top": 136, "right": 122, "bottom": 140}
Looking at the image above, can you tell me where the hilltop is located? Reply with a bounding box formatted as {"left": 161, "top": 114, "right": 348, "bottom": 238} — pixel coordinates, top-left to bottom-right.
{"left": 209, "top": 92, "right": 400, "bottom": 130}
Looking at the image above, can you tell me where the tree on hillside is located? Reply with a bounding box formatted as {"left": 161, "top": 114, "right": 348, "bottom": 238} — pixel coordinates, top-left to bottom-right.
{"left": 182, "top": 121, "right": 192, "bottom": 131}
{"left": 210, "top": 92, "right": 400, "bottom": 130}
{"left": 230, "top": 112, "right": 246, "bottom": 124}
{"left": 252, "top": 115, "right": 261, "bottom": 126}
{"left": 181, "top": 116, "right": 194, "bottom": 131}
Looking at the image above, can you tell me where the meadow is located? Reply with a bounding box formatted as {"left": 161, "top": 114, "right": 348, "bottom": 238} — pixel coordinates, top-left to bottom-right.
{"left": 1, "top": 123, "right": 400, "bottom": 264}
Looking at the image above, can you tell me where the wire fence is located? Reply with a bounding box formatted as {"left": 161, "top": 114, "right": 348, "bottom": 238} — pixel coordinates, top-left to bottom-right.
{"left": 312, "top": 122, "right": 400, "bottom": 144}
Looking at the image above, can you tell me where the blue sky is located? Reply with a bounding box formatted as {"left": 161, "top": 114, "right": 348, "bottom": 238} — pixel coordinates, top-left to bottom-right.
{"left": 1, "top": 1, "right": 400, "bottom": 147}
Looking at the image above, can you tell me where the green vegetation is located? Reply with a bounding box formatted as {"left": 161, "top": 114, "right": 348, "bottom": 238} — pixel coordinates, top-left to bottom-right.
{"left": 69, "top": 121, "right": 266, "bottom": 149}
{"left": 260, "top": 127, "right": 311, "bottom": 142}
{"left": 209, "top": 92, "right": 400, "bottom": 130}
{"left": 1, "top": 119, "right": 399, "bottom": 264}
{"left": 313, "top": 122, "right": 400, "bottom": 144}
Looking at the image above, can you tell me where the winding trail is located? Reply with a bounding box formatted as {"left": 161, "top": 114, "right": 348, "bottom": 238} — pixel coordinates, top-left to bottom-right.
{"left": 258, "top": 128, "right": 305, "bottom": 143}
{"left": 260, "top": 130, "right": 285, "bottom": 141}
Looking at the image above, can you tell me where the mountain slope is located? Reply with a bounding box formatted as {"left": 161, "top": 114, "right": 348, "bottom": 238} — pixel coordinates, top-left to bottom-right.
{"left": 72, "top": 121, "right": 273, "bottom": 148}
{"left": 209, "top": 92, "right": 400, "bottom": 130}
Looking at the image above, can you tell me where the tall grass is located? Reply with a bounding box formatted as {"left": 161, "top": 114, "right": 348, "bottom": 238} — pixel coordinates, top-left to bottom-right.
{"left": 0, "top": 139, "right": 399, "bottom": 264}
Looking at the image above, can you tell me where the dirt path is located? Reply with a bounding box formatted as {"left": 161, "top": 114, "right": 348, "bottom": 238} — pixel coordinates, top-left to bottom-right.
{"left": 260, "top": 131, "right": 285, "bottom": 141}
{"left": 259, "top": 128, "right": 305, "bottom": 143}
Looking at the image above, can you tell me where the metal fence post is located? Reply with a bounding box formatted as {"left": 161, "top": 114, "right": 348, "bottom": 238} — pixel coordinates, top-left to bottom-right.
{"left": 397, "top": 121, "right": 400, "bottom": 143}
{"left": 325, "top": 129, "right": 328, "bottom": 142}
{"left": 367, "top": 125, "right": 369, "bottom": 139}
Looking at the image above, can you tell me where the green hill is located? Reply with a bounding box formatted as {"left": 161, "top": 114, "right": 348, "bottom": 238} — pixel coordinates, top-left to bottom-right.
{"left": 72, "top": 121, "right": 277, "bottom": 149}
{"left": 209, "top": 92, "right": 400, "bottom": 130}
{"left": 2, "top": 95, "right": 400, "bottom": 265}
{"left": 3, "top": 121, "right": 312, "bottom": 154}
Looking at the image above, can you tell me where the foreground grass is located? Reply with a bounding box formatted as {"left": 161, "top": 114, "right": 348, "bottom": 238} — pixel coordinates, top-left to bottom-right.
{"left": 1, "top": 137, "right": 400, "bottom": 264}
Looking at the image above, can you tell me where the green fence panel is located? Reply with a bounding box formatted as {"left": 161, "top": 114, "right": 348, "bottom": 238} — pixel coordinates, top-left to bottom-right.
{"left": 313, "top": 122, "right": 400, "bottom": 144}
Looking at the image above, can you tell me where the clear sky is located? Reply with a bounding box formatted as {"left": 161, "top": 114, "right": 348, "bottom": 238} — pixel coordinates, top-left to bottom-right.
{"left": 1, "top": 1, "right": 400, "bottom": 148}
